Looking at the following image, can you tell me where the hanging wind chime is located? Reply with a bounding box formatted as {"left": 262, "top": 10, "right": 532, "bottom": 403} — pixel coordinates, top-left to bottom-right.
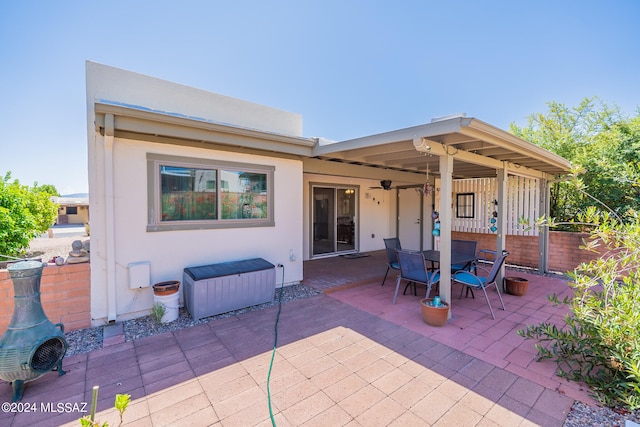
{"left": 416, "top": 160, "right": 433, "bottom": 197}
{"left": 489, "top": 199, "right": 498, "bottom": 232}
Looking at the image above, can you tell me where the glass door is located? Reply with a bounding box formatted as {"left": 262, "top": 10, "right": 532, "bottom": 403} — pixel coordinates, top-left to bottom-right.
{"left": 312, "top": 186, "right": 357, "bottom": 256}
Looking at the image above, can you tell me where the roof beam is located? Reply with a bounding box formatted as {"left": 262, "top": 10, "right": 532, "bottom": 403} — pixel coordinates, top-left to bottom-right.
{"left": 413, "top": 137, "right": 551, "bottom": 180}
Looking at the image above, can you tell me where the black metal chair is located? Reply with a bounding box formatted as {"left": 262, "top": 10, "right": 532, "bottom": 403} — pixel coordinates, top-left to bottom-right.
{"left": 393, "top": 250, "right": 440, "bottom": 304}
{"left": 453, "top": 250, "right": 509, "bottom": 319}
{"left": 381, "top": 238, "right": 401, "bottom": 286}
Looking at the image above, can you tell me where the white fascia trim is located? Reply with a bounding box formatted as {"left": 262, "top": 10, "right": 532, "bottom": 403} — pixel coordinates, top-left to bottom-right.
{"left": 94, "top": 101, "right": 317, "bottom": 153}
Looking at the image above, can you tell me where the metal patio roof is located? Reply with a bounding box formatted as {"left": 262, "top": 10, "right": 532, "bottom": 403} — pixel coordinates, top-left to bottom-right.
{"left": 312, "top": 116, "right": 571, "bottom": 180}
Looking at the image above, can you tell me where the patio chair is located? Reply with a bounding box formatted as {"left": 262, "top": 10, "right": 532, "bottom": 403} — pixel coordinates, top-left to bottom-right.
{"left": 393, "top": 250, "right": 440, "bottom": 304}
{"left": 477, "top": 249, "right": 497, "bottom": 264}
{"left": 451, "top": 239, "right": 478, "bottom": 298}
{"left": 451, "top": 239, "right": 477, "bottom": 273}
{"left": 381, "top": 237, "right": 402, "bottom": 286}
{"left": 452, "top": 250, "right": 509, "bottom": 320}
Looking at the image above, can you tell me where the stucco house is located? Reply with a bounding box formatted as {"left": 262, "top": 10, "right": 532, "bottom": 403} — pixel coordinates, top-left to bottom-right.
{"left": 86, "top": 62, "right": 571, "bottom": 326}
{"left": 53, "top": 194, "right": 90, "bottom": 225}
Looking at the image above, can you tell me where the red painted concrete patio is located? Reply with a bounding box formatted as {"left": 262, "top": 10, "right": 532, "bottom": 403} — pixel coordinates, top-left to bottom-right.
{"left": 0, "top": 251, "right": 597, "bottom": 426}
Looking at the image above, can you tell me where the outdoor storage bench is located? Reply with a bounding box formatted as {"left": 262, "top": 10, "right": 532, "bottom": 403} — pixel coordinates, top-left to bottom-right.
{"left": 183, "top": 258, "right": 276, "bottom": 320}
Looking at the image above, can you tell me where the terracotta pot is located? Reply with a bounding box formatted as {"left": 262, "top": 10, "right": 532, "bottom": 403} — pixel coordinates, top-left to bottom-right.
{"left": 504, "top": 277, "right": 528, "bottom": 296}
{"left": 152, "top": 280, "right": 180, "bottom": 296}
{"left": 420, "top": 298, "right": 449, "bottom": 326}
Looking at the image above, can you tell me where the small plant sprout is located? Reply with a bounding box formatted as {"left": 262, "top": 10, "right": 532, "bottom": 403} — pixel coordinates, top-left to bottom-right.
{"left": 150, "top": 302, "right": 165, "bottom": 323}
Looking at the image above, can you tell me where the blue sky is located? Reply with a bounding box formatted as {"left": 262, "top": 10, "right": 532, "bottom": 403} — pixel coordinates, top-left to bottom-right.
{"left": 1, "top": 1, "right": 638, "bottom": 195}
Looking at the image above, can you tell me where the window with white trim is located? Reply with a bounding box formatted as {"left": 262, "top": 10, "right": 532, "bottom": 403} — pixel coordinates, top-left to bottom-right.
{"left": 147, "top": 154, "right": 274, "bottom": 231}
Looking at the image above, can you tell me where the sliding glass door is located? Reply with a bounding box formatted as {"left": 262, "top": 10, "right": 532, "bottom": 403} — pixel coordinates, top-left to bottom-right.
{"left": 312, "top": 185, "right": 357, "bottom": 256}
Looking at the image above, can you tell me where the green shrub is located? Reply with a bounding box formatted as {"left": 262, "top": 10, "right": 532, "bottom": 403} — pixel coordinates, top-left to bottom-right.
{"left": 0, "top": 172, "right": 58, "bottom": 258}
{"left": 519, "top": 212, "right": 640, "bottom": 409}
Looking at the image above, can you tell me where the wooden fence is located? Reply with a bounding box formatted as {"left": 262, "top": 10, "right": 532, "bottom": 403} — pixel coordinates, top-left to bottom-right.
{"left": 437, "top": 176, "right": 541, "bottom": 236}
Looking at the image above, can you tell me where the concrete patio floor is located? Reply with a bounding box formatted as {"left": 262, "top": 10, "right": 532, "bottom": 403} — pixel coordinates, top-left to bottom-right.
{"left": 0, "top": 251, "right": 597, "bottom": 426}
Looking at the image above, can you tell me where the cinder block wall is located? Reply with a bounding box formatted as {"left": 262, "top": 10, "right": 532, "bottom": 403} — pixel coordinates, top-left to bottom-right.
{"left": 452, "top": 231, "right": 601, "bottom": 273}
{"left": 0, "top": 263, "right": 91, "bottom": 335}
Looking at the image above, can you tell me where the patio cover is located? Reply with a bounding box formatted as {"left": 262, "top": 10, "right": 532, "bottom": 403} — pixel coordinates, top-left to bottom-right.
{"left": 311, "top": 115, "right": 569, "bottom": 179}
{"left": 312, "top": 115, "right": 572, "bottom": 316}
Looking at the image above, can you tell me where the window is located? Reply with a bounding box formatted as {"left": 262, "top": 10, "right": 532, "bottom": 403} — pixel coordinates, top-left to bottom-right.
{"left": 456, "top": 193, "right": 475, "bottom": 218}
{"left": 66, "top": 206, "right": 78, "bottom": 215}
{"left": 147, "top": 154, "right": 274, "bottom": 231}
{"left": 160, "top": 166, "right": 217, "bottom": 221}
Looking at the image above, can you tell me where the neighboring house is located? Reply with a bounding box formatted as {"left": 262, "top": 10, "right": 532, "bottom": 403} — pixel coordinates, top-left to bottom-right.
{"left": 86, "top": 62, "right": 571, "bottom": 326}
{"left": 53, "top": 194, "right": 89, "bottom": 225}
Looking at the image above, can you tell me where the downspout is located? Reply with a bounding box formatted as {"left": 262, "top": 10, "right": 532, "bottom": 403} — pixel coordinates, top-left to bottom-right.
{"left": 104, "top": 114, "right": 117, "bottom": 322}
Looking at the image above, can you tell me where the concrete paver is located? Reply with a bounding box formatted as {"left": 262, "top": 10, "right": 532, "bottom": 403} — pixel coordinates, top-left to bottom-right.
{"left": 0, "top": 251, "right": 588, "bottom": 426}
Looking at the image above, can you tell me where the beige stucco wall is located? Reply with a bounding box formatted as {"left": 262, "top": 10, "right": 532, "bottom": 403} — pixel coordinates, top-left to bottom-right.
{"left": 86, "top": 62, "right": 302, "bottom": 136}
{"left": 303, "top": 173, "right": 398, "bottom": 259}
{"left": 86, "top": 62, "right": 306, "bottom": 325}
{"left": 88, "top": 137, "right": 303, "bottom": 325}
{"left": 57, "top": 205, "right": 89, "bottom": 225}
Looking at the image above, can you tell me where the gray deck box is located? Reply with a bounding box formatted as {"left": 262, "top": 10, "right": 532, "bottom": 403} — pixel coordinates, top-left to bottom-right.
{"left": 183, "top": 258, "right": 275, "bottom": 320}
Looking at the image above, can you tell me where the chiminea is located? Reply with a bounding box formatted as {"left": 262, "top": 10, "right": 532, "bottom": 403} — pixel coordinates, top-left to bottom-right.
{"left": 0, "top": 260, "right": 68, "bottom": 401}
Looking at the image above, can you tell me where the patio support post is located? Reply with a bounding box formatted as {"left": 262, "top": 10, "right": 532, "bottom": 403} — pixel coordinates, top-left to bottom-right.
{"left": 539, "top": 178, "right": 550, "bottom": 272}
{"left": 439, "top": 153, "right": 454, "bottom": 316}
{"left": 496, "top": 168, "right": 508, "bottom": 290}
{"left": 104, "top": 114, "right": 117, "bottom": 322}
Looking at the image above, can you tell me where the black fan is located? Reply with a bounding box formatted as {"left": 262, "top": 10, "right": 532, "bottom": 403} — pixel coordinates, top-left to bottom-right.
{"left": 369, "top": 180, "right": 395, "bottom": 190}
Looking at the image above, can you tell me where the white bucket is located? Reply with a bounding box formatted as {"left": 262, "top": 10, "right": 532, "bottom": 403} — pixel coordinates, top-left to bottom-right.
{"left": 153, "top": 291, "right": 179, "bottom": 323}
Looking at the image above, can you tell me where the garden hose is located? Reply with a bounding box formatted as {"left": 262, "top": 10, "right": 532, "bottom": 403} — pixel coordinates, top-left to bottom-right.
{"left": 267, "top": 264, "right": 285, "bottom": 426}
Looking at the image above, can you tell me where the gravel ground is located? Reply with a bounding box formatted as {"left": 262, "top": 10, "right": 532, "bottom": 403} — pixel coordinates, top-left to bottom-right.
{"left": 62, "top": 283, "right": 321, "bottom": 357}
{"left": 20, "top": 236, "right": 640, "bottom": 426}
{"left": 25, "top": 234, "right": 89, "bottom": 264}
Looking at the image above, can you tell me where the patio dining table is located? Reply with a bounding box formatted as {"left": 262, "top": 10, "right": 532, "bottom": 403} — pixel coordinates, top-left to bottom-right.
{"left": 423, "top": 250, "right": 478, "bottom": 302}
{"left": 422, "top": 250, "right": 477, "bottom": 271}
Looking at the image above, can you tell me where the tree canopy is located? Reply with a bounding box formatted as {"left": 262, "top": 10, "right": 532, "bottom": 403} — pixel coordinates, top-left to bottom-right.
{"left": 0, "top": 172, "right": 59, "bottom": 258}
{"left": 510, "top": 97, "right": 640, "bottom": 228}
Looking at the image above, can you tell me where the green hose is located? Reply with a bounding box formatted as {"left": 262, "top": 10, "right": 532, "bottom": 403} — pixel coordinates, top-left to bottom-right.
{"left": 267, "top": 265, "right": 285, "bottom": 426}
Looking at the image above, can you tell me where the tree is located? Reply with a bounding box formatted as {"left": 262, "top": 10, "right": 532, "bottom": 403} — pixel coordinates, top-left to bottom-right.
{"left": 509, "top": 97, "right": 640, "bottom": 227}
{"left": 33, "top": 183, "right": 60, "bottom": 197}
{"left": 578, "top": 116, "right": 640, "bottom": 217}
{"left": 0, "top": 172, "right": 58, "bottom": 258}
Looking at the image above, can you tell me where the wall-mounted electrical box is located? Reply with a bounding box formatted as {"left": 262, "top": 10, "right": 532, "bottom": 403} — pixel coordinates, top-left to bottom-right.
{"left": 128, "top": 261, "right": 150, "bottom": 289}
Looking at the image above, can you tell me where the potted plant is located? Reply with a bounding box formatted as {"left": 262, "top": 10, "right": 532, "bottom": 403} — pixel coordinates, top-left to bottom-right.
{"left": 504, "top": 277, "right": 529, "bottom": 296}
{"left": 152, "top": 280, "right": 180, "bottom": 296}
{"left": 420, "top": 297, "right": 449, "bottom": 326}
{"left": 151, "top": 280, "right": 180, "bottom": 323}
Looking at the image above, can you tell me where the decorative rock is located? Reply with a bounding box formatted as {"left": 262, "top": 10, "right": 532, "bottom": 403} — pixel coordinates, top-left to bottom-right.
{"left": 68, "top": 249, "right": 88, "bottom": 257}
{"left": 66, "top": 239, "right": 90, "bottom": 264}
{"left": 55, "top": 256, "right": 65, "bottom": 266}
{"left": 67, "top": 256, "right": 90, "bottom": 264}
